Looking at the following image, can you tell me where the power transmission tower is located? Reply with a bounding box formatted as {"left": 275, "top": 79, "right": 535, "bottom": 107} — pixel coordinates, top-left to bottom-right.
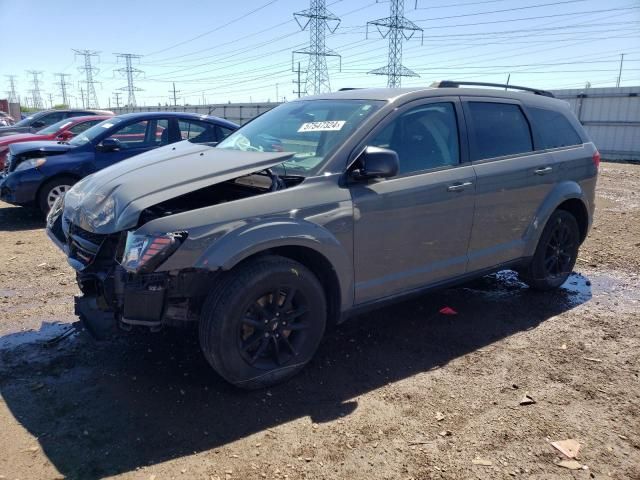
{"left": 292, "top": 62, "right": 303, "bottom": 98}
{"left": 26, "top": 70, "right": 45, "bottom": 109}
{"left": 169, "top": 82, "right": 180, "bottom": 106}
{"left": 112, "top": 91, "right": 122, "bottom": 108}
{"left": 79, "top": 86, "right": 86, "bottom": 108}
{"left": 293, "top": 0, "right": 341, "bottom": 95}
{"left": 367, "top": 0, "right": 423, "bottom": 88}
{"left": 73, "top": 49, "right": 101, "bottom": 108}
{"left": 5, "top": 75, "right": 19, "bottom": 103}
{"left": 54, "top": 73, "right": 72, "bottom": 106}
{"left": 114, "top": 53, "right": 144, "bottom": 107}
{"left": 48, "top": 93, "right": 54, "bottom": 108}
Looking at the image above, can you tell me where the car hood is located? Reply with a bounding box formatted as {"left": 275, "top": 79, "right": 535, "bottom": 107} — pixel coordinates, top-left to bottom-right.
{"left": 62, "top": 140, "right": 294, "bottom": 234}
{"left": 9, "top": 140, "right": 75, "bottom": 156}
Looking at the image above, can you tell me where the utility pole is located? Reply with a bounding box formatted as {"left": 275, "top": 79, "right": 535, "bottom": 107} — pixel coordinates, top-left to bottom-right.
{"left": 293, "top": 62, "right": 303, "bottom": 98}
{"left": 5, "top": 75, "right": 19, "bottom": 103}
{"left": 54, "top": 73, "right": 71, "bottom": 106}
{"left": 293, "top": 0, "right": 341, "bottom": 95}
{"left": 169, "top": 82, "right": 180, "bottom": 106}
{"left": 114, "top": 53, "right": 144, "bottom": 107}
{"left": 26, "top": 70, "right": 45, "bottom": 109}
{"left": 616, "top": 53, "right": 625, "bottom": 88}
{"left": 201, "top": 92, "right": 206, "bottom": 106}
{"left": 367, "top": 0, "right": 423, "bottom": 88}
{"left": 73, "top": 49, "right": 101, "bottom": 108}
{"left": 112, "top": 91, "right": 122, "bottom": 108}
{"left": 79, "top": 86, "right": 86, "bottom": 108}
{"left": 48, "top": 93, "right": 54, "bottom": 108}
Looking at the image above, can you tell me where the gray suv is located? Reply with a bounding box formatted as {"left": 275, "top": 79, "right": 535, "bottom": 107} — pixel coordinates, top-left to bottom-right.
{"left": 47, "top": 81, "right": 599, "bottom": 389}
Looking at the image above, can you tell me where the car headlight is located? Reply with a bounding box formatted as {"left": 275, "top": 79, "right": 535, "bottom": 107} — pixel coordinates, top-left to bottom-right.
{"left": 78, "top": 195, "right": 116, "bottom": 231}
{"left": 14, "top": 157, "right": 46, "bottom": 172}
{"left": 46, "top": 194, "right": 65, "bottom": 228}
{"left": 120, "top": 231, "right": 187, "bottom": 273}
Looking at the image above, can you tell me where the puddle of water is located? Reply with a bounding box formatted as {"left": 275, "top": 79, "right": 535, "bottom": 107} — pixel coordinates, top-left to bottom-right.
{"left": 0, "top": 321, "right": 77, "bottom": 351}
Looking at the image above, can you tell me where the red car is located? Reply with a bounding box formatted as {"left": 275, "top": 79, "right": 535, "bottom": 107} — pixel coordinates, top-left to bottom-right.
{"left": 0, "top": 115, "right": 111, "bottom": 169}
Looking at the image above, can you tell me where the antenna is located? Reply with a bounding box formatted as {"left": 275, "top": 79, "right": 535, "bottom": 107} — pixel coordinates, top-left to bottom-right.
{"left": 293, "top": 0, "right": 341, "bottom": 95}
{"left": 73, "top": 49, "right": 101, "bottom": 108}
{"left": 367, "top": 0, "right": 423, "bottom": 88}
{"left": 114, "top": 53, "right": 144, "bottom": 107}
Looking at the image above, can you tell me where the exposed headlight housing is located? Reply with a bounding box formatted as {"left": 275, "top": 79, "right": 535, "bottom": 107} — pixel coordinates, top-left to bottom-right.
{"left": 14, "top": 157, "right": 46, "bottom": 172}
{"left": 120, "top": 231, "right": 187, "bottom": 273}
{"left": 78, "top": 195, "right": 116, "bottom": 231}
{"left": 46, "top": 193, "right": 65, "bottom": 229}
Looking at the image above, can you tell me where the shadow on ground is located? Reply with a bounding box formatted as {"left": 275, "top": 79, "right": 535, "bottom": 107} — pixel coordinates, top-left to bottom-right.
{"left": 0, "top": 205, "right": 44, "bottom": 231}
{"left": 0, "top": 271, "right": 592, "bottom": 479}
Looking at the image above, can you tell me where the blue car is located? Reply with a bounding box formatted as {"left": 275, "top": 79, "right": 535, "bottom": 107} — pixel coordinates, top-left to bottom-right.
{"left": 0, "top": 112, "right": 238, "bottom": 213}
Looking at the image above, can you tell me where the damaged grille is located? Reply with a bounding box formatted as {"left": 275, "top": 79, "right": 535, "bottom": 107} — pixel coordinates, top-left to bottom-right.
{"left": 69, "top": 223, "right": 107, "bottom": 245}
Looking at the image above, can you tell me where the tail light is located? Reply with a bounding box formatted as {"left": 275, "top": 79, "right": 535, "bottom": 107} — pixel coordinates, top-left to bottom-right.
{"left": 592, "top": 150, "right": 601, "bottom": 169}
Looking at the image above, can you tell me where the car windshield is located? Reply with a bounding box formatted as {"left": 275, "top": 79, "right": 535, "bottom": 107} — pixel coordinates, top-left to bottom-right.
{"left": 217, "top": 99, "right": 383, "bottom": 176}
{"left": 69, "top": 117, "right": 123, "bottom": 146}
{"left": 37, "top": 119, "right": 74, "bottom": 135}
{"left": 12, "top": 114, "right": 40, "bottom": 127}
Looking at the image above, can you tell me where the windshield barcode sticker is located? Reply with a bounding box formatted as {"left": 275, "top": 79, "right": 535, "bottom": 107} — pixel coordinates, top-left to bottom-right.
{"left": 298, "top": 121, "right": 346, "bottom": 132}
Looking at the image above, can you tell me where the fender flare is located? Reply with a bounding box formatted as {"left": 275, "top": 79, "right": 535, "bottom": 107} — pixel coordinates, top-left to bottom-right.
{"left": 522, "top": 181, "right": 589, "bottom": 257}
{"left": 195, "top": 219, "right": 354, "bottom": 309}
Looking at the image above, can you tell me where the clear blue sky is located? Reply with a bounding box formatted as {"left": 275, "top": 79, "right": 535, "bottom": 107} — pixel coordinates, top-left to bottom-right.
{"left": 1, "top": 0, "right": 638, "bottom": 108}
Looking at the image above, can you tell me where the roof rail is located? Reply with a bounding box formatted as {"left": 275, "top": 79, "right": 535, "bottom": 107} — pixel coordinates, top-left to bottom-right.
{"left": 430, "top": 80, "right": 555, "bottom": 98}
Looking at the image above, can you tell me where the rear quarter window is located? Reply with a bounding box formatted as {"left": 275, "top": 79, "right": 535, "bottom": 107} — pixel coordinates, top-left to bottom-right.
{"left": 529, "top": 107, "right": 583, "bottom": 149}
{"left": 467, "top": 102, "right": 533, "bottom": 161}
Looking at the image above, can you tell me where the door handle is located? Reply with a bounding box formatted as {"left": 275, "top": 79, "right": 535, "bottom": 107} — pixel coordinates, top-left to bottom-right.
{"left": 447, "top": 181, "right": 473, "bottom": 192}
{"left": 534, "top": 166, "right": 553, "bottom": 175}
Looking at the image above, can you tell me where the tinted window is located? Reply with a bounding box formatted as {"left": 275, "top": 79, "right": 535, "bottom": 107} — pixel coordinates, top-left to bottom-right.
{"left": 217, "top": 126, "right": 234, "bottom": 140}
{"left": 529, "top": 107, "right": 582, "bottom": 149}
{"left": 467, "top": 102, "right": 532, "bottom": 160}
{"left": 68, "top": 119, "right": 102, "bottom": 134}
{"left": 38, "top": 112, "right": 65, "bottom": 127}
{"left": 370, "top": 102, "right": 460, "bottom": 175}
{"left": 179, "top": 119, "right": 218, "bottom": 143}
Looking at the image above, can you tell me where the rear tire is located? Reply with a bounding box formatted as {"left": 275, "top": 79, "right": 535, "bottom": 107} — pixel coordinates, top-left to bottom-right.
{"left": 38, "top": 176, "right": 77, "bottom": 215}
{"left": 199, "top": 255, "right": 326, "bottom": 389}
{"left": 520, "top": 210, "right": 580, "bottom": 291}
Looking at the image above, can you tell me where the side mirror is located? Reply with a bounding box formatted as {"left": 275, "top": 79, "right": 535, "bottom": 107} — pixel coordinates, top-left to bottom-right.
{"left": 350, "top": 146, "right": 399, "bottom": 181}
{"left": 97, "top": 137, "right": 122, "bottom": 152}
{"left": 31, "top": 120, "right": 45, "bottom": 129}
{"left": 57, "top": 131, "right": 73, "bottom": 141}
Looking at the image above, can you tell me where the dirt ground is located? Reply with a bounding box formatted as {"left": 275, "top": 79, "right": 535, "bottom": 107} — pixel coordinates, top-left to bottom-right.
{"left": 0, "top": 163, "right": 638, "bottom": 480}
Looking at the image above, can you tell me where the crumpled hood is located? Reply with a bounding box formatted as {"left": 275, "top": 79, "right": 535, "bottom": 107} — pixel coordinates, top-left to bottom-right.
{"left": 63, "top": 140, "right": 294, "bottom": 234}
{"left": 9, "top": 140, "right": 75, "bottom": 156}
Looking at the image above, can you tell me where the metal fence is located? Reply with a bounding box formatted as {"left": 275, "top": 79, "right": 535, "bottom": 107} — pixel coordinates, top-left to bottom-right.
{"left": 551, "top": 86, "right": 639, "bottom": 161}
{"left": 113, "top": 86, "right": 640, "bottom": 161}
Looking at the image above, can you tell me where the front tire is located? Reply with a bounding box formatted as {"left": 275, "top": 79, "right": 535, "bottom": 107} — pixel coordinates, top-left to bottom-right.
{"left": 199, "top": 255, "right": 327, "bottom": 389}
{"left": 520, "top": 210, "right": 580, "bottom": 291}
{"left": 38, "top": 176, "right": 77, "bottom": 215}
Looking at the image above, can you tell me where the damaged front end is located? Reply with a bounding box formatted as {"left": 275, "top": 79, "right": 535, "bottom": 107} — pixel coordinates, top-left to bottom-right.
{"left": 46, "top": 143, "right": 297, "bottom": 339}
{"left": 48, "top": 201, "right": 215, "bottom": 338}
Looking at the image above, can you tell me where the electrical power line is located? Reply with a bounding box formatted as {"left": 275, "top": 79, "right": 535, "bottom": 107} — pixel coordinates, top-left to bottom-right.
{"left": 114, "top": 53, "right": 144, "bottom": 107}
{"left": 54, "top": 73, "right": 72, "bottom": 106}
{"left": 293, "top": 0, "right": 342, "bottom": 95}
{"left": 5, "top": 75, "right": 19, "bottom": 103}
{"left": 367, "top": 0, "right": 423, "bottom": 87}
{"left": 26, "top": 70, "right": 44, "bottom": 109}
{"left": 73, "top": 49, "right": 101, "bottom": 108}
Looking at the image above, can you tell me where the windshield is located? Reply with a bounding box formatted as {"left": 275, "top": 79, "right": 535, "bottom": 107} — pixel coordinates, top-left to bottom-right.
{"left": 37, "top": 119, "right": 74, "bottom": 135}
{"left": 217, "top": 99, "right": 383, "bottom": 176}
{"left": 69, "top": 117, "right": 122, "bottom": 146}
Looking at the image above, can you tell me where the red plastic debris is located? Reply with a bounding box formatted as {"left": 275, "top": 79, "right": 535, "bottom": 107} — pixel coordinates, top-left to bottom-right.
{"left": 439, "top": 306, "right": 458, "bottom": 315}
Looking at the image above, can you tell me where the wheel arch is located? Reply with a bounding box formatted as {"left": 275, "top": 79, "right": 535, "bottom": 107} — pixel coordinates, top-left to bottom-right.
{"left": 193, "top": 219, "right": 354, "bottom": 319}
{"left": 35, "top": 172, "right": 82, "bottom": 205}
{"left": 524, "top": 181, "right": 592, "bottom": 257}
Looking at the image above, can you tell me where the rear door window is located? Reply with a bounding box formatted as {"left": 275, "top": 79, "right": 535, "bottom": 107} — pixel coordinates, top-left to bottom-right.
{"left": 179, "top": 119, "right": 217, "bottom": 143}
{"left": 467, "top": 102, "right": 533, "bottom": 161}
{"left": 528, "top": 107, "right": 583, "bottom": 149}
